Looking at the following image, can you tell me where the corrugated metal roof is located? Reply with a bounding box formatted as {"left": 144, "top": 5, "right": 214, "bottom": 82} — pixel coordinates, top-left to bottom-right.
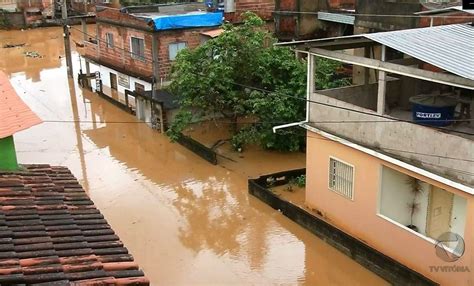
{"left": 0, "top": 71, "right": 42, "bottom": 139}
{"left": 318, "top": 12, "right": 355, "bottom": 25}
{"left": 365, "top": 24, "right": 474, "bottom": 80}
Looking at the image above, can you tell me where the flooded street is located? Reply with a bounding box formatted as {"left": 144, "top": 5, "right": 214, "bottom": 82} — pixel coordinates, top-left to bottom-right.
{"left": 0, "top": 27, "right": 387, "bottom": 285}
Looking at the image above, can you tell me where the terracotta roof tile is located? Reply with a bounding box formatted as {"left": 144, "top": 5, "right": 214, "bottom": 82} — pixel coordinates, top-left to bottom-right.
{"left": 0, "top": 165, "right": 149, "bottom": 285}
{"left": 0, "top": 71, "right": 42, "bottom": 139}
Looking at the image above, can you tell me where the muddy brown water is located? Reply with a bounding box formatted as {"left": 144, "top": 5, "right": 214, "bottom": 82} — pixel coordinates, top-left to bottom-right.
{"left": 0, "top": 27, "right": 388, "bottom": 285}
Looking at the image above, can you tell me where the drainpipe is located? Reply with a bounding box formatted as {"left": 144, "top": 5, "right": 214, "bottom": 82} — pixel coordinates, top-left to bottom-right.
{"left": 0, "top": 136, "right": 19, "bottom": 171}
{"left": 272, "top": 51, "right": 313, "bottom": 133}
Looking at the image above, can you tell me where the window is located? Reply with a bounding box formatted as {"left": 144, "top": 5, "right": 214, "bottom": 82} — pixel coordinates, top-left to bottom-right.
{"left": 379, "top": 166, "right": 467, "bottom": 244}
{"left": 105, "top": 32, "right": 114, "bottom": 48}
{"left": 135, "top": 82, "right": 145, "bottom": 95}
{"left": 131, "top": 37, "right": 145, "bottom": 61}
{"left": 328, "top": 157, "right": 354, "bottom": 199}
{"left": 110, "top": 73, "right": 117, "bottom": 90}
{"left": 168, "top": 42, "right": 186, "bottom": 61}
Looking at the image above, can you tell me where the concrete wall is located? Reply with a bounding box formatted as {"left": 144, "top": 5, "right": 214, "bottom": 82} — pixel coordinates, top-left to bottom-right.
{"left": 305, "top": 131, "right": 474, "bottom": 285}
{"left": 318, "top": 79, "right": 401, "bottom": 112}
{"left": 309, "top": 92, "right": 474, "bottom": 187}
{"left": 355, "top": 0, "right": 420, "bottom": 31}
{"left": 0, "top": 11, "right": 25, "bottom": 28}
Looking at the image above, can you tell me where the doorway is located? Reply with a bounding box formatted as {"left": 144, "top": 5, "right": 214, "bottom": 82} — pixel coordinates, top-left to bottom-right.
{"left": 426, "top": 186, "right": 453, "bottom": 239}
{"left": 110, "top": 73, "right": 118, "bottom": 90}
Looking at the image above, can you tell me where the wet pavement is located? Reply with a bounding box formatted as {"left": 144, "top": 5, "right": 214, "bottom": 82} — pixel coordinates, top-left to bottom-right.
{"left": 0, "top": 27, "right": 388, "bottom": 285}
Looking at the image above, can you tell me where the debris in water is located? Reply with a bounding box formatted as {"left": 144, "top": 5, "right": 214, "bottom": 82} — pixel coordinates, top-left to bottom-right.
{"left": 23, "top": 51, "right": 43, "bottom": 58}
{"left": 3, "top": 43, "right": 25, "bottom": 48}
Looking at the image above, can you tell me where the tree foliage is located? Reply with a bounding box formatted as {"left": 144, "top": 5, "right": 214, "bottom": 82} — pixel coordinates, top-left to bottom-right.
{"left": 168, "top": 12, "right": 348, "bottom": 152}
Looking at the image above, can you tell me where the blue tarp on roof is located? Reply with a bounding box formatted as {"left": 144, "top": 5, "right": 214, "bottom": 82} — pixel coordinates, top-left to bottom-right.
{"left": 151, "top": 12, "right": 223, "bottom": 31}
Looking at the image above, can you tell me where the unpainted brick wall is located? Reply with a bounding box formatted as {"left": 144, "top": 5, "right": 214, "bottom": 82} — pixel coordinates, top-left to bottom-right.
{"left": 419, "top": 12, "right": 474, "bottom": 27}
{"left": 97, "top": 23, "right": 154, "bottom": 78}
{"left": 157, "top": 27, "right": 215, "bottom": 80}
{"left": 226, "top": 0, "right": 275, "bottom": 22}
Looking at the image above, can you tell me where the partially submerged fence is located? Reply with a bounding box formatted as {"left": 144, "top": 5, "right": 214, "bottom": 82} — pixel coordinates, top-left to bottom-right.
{"left": 248, "top": 169, "right": 437, "bottom": 286}
{"left": 176, "top": 133, "right": 217, "bottom": 165}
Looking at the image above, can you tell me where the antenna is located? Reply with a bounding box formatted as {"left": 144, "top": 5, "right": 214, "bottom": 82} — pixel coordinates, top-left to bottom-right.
{"left": 419, "top": 0, "right": 462, "bottom": 10}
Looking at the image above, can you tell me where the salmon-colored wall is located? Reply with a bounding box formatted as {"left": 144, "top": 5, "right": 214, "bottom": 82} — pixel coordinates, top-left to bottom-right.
{"left": 305, "top": 131, "right": 474, "bottom": 285}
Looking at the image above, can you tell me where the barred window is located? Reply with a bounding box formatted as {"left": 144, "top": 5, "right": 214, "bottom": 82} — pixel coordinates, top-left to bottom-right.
{"left": 329, "top": 158, "right": 354, "bottom": 200}
{"left": 130, "top": 37, "right": 145, "bottom": 61}
{"left": 105, "top": 33, "right": 114, "bottom": 48}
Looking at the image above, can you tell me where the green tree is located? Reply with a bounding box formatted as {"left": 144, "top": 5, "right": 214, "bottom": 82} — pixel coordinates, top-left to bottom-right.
{"left": 168, "top": 12, "right": 348, "bottom": 152}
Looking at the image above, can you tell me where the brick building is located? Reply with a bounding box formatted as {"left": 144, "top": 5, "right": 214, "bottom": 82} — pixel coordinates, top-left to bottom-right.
{"left": 221, "top": 0, "right": 275, "bottom": 23}
{"left": 274, "top": 0, "right": 355, "bottom": 40}
{"left": 80, "top": 3, "right": 222, "bottom": 131}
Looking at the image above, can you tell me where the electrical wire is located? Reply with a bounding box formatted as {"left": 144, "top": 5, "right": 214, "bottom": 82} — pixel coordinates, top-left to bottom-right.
{"left": 307, "top": 136, "right": 474, "bottom": 175}
{"left": 68, "top": 20, "right": 474, "bottom": 134}
{"left": 91, "top": 4, "right": 474, "bottom": 18}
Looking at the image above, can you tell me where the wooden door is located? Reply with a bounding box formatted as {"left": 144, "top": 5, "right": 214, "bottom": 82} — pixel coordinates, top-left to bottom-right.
{"left": 426, "top": 186, "right": 453, "bottom": 239}
{"left": 110, "top": 73, "right": 118, "bottom": 90}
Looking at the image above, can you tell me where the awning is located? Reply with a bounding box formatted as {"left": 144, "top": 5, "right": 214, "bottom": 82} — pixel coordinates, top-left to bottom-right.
{"left": 200, "top": 28, "right": 224, "bottom": 38}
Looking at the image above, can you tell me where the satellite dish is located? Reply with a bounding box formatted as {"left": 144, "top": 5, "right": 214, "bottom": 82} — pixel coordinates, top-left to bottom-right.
{"left": 420, "top": 0, "right": 462, "bottom": 10}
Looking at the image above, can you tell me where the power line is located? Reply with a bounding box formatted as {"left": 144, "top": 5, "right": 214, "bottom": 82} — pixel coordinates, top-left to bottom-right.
{"left": 69, "top": 26, "right": 156, "bottom": 64}
{"left": 307, "top": 136, "right": 474, "bottom": 175}
{"left": 68, "top": 21, "right": 474, "bottom": 136}
{"left": 235, "top": 8, "right": 474, "bottom": 18}
{"left": 41, "top": 117, "right": 474, "bottom": 163}
{"left": 226, "top": 81, "right": 474, "bottom": 136}
{"left": 93, "top": 4, "right": 474, "bottom": 18}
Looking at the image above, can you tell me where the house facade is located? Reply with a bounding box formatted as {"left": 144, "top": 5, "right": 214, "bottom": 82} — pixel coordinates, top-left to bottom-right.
{"left": 80, "top": 3, "right": 222, "bottom": 131}
{"left": 284, "top": 24, "right": 474, "bottom": 285}
{"left": 0, "top": 0, "right": 54, "bottom": 25}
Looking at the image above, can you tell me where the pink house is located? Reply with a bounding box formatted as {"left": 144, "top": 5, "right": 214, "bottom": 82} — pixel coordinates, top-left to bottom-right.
{"left": 276, "top": 23, "right": 474, "bottom": 285}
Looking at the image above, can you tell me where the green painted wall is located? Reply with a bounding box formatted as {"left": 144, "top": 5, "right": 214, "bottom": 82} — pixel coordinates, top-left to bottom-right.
{"left": 0, "top": 136, "right": 18, "bottom": 170}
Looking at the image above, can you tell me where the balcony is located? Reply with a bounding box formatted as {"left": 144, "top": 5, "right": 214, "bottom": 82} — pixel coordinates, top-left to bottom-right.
{"left": 293, "top": 25, "right": 474, "bottom": 187}
{"left": 308, "top": 77, "right": 474, "bottom": 187}
{"left": 81, "top": 39, "right": 99, "bottom": 61}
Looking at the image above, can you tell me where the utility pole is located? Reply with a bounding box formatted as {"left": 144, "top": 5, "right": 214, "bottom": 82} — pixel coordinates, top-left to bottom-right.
{"left": 62, "top": 0, "right": 73, "bottom": 78}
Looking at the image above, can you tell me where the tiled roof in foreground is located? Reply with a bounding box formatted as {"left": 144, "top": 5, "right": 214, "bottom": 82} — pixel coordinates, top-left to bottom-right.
{"left": 0, "top": 164, "right": 149, "bottom": 285}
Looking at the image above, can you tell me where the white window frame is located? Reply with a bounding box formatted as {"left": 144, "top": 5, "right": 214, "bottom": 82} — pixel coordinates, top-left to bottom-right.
{"left": 105, "top": 32, "right": 114, "bottom": 48}
{"left": 168, "top": 42, "right": 187, "bottom": 61}
{"left": 328, "top": 156, "right": 355, "bottom": 200}
{"left": 130, "top": 36, "right": 145, "bottom": 61}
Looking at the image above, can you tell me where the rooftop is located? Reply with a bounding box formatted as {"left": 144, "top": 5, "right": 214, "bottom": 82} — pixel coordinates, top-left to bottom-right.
{"left": 0, "top": 164, "right": 149, "bottom": 285}
{"left": 115, "top": 3, "right": 223, "bottom": 31}
{"left": 0, "top": 71, "right": 42, "bottom": 139}
{"left": 364, "top": 24, "right": 474, "bottom": 80}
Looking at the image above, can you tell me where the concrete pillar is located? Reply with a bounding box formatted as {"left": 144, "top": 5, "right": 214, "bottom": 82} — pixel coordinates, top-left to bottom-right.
{"left": 307, "top": 54, "right": 315, "bottom": 121}
{"left": 377, "top": 45, "right": 387, "bottom": 115}
{"left": 364, "top": 46, "right": 370, "bottom": 85}
{"left": 151, "top": 33, "right": 160, "bottom": 97}
{"left": 81, "top": 18, "right": 88, "bottom": 42}
{"left": 85, "top": 60, "right": 90, "bottom": 75}
{"left": 0, "top": 136, "right": 18, "bottom": 170}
